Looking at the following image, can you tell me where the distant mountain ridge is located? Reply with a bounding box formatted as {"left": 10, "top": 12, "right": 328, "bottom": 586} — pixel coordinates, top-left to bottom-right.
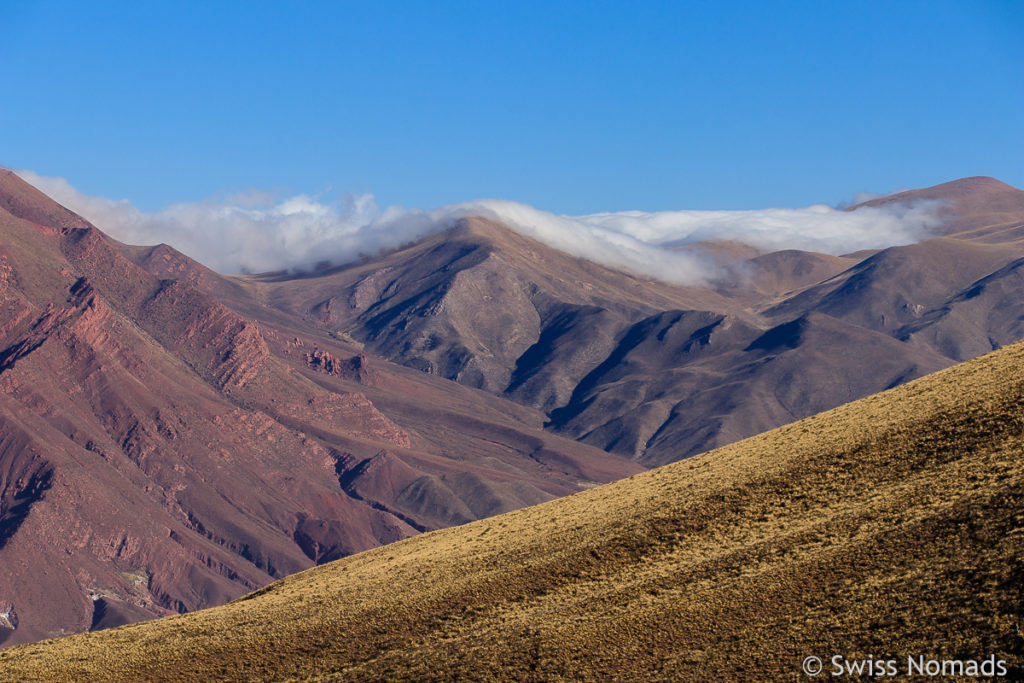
{"left": 238, "top": 176, "right": 1024, "bottom": 464}
{"left": 854, "top": 175, "right": 1024, "bottom": 240}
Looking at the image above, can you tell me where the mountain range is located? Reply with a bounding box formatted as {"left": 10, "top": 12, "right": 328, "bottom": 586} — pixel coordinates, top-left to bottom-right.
{"left": 3, "top": 313, "right": 1021, "bottom": 680}
{"left": 1, "top": 169, "right": 1023, "bottom": 646}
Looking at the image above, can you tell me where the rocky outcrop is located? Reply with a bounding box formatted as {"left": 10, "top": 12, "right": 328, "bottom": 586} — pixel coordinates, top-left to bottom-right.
{"left": 272, "top": 392, "right": 411, "bottom": 449}
{"left": 304, "top": 349, "right": 378, "bottom": 385}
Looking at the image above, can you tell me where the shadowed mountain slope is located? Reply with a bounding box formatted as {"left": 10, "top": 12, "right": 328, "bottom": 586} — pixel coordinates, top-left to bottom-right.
{"left": 234, "top": 177, "right": 1024, "bottom": 466}
{"left": 4, "top": 335, "right": 1022, "bottom": 681}
{"left": 547, "top": 311, "right": 953, "bottom": 464}
{"left": 0, "top": 170, "right": 640, "bottom": 646}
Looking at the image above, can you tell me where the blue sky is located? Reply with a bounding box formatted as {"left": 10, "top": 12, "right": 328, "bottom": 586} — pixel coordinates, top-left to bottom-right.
{"left": 2, "top": 1, "right": 1021, "bottom": 214}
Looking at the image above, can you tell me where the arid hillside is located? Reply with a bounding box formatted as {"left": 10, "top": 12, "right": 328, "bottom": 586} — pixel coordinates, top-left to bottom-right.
{"left": 4, "top": 336, "right": 1022, "bottom": 681}
{"left": 0, "top": 170, "right": 640, "bottom": 645}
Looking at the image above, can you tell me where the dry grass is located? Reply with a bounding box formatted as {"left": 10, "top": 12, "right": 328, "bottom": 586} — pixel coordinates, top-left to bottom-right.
{"left": 3, "top": 340, "right": 1024, "bottom": 681}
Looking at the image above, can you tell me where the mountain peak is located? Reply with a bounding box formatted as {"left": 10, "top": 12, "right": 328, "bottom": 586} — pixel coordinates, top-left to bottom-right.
{"left": 852, "top": 175, "right": 1024, "bottom": 240}
{"left": 446, "top": 215, "right": 530, "bottom": 248}
{"left": 854, "top": 175, "right": 1023, "bottom": 208}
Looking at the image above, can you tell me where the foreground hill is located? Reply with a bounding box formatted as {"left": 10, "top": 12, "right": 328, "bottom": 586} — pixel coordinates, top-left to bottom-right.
{"left": 5, "top": 337, "right": 1022, "bottom": 680}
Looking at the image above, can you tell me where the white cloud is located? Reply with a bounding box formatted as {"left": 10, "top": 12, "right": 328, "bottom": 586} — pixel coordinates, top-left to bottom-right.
{"left": 578, "top": 201, "right": 944, "bottom": 255}
{"left": 16, "top": 170, "right": 948, "bottom": 285}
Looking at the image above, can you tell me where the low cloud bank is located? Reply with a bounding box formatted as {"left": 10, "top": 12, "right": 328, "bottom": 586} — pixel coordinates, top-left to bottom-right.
{"left": 17, "top": 170, "right": 947, "bottom": 285}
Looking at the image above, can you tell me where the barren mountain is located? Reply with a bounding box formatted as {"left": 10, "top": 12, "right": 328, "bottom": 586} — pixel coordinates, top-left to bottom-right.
{"left": 248, "top": 216, "right": 742, "bottom": 398}
{"left": 856, "top": 175, "right": 1024, "bottom": 241}
{"left": 0, "top": 170, "right": 639, "bottom": 646}
{"left": 239, "top": 177, "right": 1024, "bottom": 464}
{"left": 6, "top": 333, "right": 1022, "bottom": 680}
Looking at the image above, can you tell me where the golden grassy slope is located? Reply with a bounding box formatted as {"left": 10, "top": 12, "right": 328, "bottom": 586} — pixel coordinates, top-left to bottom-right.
{"left": 3, "top": 340, "right": 1024, "bottom": 681}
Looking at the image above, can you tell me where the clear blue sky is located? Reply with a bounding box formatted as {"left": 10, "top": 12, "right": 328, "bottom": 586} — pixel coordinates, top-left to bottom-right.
{"left": 2, "top": 1, "right": 1021, "bottom": 213}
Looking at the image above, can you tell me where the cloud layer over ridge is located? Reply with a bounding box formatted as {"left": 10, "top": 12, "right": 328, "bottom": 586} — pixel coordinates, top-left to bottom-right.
{"left": 17, "top": 170, "right": 947, "bottom": 285}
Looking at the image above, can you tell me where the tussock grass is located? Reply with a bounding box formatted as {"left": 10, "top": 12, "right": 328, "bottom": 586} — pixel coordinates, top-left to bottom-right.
{"left": 3, "top": 341, "right": 1024, "bottom": 680}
